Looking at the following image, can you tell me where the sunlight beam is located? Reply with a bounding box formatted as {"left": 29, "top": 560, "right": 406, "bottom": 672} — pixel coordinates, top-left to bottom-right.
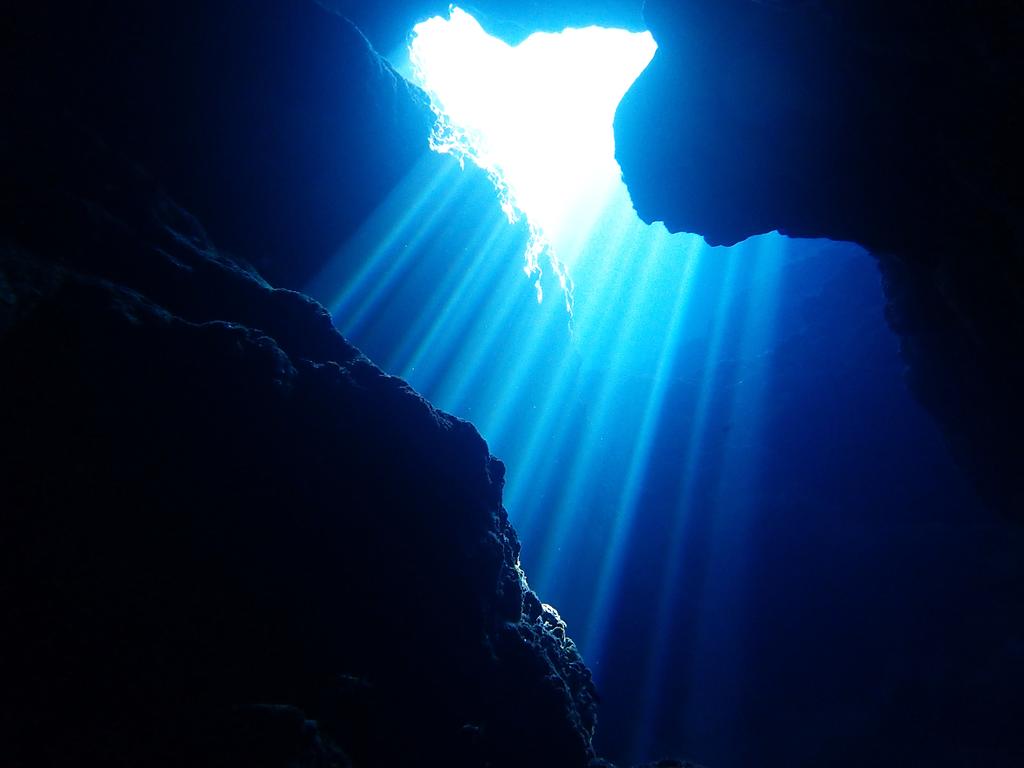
{"left": 408, "top": 7, "right": 656, "bottom": 307}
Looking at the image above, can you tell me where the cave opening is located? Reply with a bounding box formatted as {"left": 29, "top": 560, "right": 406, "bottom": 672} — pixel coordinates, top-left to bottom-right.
{"left": 309, "top": 8, "right": 998, "bottom": 768}
{"left": 404, "top": 7, "right": 656, "bottom": 308}
{"left": 5, "top": 2, "right": 1022, "bottom": 767}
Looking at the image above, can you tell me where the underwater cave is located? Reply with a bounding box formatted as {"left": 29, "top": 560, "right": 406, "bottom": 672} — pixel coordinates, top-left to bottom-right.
{"left": 3, "top": 2, "right": 1023, "bottom": 768}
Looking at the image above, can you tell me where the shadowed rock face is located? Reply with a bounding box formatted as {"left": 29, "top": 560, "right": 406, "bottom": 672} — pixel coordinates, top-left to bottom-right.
{"left": 6, "top": 0, "right": 438, "bottom": 293}
{"left": 0, "top": 117, "right": 598, "bottom": 768}
{"left": 615, "top": 0, "right": 1024, "bottom": 514}
{"left": 1, "top": 2, "right": 600, "bottom": 765}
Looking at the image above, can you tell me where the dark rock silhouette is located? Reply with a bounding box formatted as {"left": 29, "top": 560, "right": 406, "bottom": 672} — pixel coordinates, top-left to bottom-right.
{"left": 1, "top": 1, "right": 602, "bottom": 765}
{"left": 615, "top": 0, "right": 1024, "bottom": 514}
{"left": 7, "top": 0, "right": 438, "bottom": 292}
{"left": 0, "top": 116, "right": 598, "bottom": 768}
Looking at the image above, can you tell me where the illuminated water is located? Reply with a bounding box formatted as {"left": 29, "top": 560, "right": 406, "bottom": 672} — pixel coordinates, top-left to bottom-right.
{"left": 307, "top": 9, "right": 1015, "bottom": 768}
{"left": 405, "top": 8, "right": 655, "bottom": 307}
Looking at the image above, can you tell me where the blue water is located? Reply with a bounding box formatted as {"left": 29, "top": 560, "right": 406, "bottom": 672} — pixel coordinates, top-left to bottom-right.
{"left": 309, "top": 149, "right": 1022, "bottom": 765}
{"left": 305, "top": 18, "right": 1023, "bottom": 764}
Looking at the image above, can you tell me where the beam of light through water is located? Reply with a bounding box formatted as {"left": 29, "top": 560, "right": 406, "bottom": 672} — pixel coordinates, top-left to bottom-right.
{"left": 308, "top": 154, "right": 461, "bottom": 322}
{"left": 531, "top": 225, "right": 691, "bottom": 590}
{"left": 500, "top": 210, "right": 641, "bottom": 534}
{"left": 629, "top": 235, "right": 786, "bottom": 758}
{"left": 336, "top": 165, "right": 470, "bottom": 334}
{"left": 390, "top": 217, "right": 515, "bottom": 373}
{"left": 303, "top": 11, "right": 853, "bottom": 766}
{"left": 627, "top": 247, "right": 746, "bottom": 755}
{"left": 577, "top": 233, "right": 709, "bottom": 657}
{"left": 407, "top": 7, "right": 656, "bottom": 308}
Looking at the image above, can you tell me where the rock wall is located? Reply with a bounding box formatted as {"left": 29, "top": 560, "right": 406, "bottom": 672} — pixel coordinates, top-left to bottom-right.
{"left": 6, "top": 0, "right": 438, "bottom": 292}
{"left": 1, "top": 2, "right": 602, "bottom": 765}
{"left": 615, "top": 0, "right": 1024, "bottom": 514}
{"left": 0, "top": 115, "right": 599, "bottom": 768}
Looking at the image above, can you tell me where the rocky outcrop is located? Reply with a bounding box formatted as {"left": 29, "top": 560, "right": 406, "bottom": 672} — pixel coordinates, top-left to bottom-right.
{"left": 1, "top": 2, "right": 601, "bottom": 765}
{"left": 0, "top": 116, "right": 599, "bottom": 767}
{"left": 615, "top": 0, "right": 1024, "bottom": 514}
{"left": 6, "top": 0, "right": 438, "bottom": 292}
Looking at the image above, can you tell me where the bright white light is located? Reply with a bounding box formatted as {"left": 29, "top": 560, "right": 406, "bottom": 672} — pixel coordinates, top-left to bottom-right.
{"left": 408, "top": 8, "right": 657, "bottom": 307}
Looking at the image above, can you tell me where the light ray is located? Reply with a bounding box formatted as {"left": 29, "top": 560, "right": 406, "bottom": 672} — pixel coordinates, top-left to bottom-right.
{"left": 391, "top": 217, "right": 521, "bottom": 374}
{"left": 306, "top": 153, "right": 456, "bottom": 310}
{"left": 340, "top": 167, "right": 474, "bottom": 334}
{"left": 578, "top": 234, "right": 710, "bottom": 658}
{"left": 310, "top": 10, "right": 851, "bottom": 767}
{"left": 500, "top": 210, "right": 641, "bottom": 540}
{"left": 531, "top": 225, "right": 687, "bottom": 594}
{"left": 628, "top": 246, "right": 749, "bottom": 756}
{"left": 408, "top": 7, "right": 656, "bottom": 307}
